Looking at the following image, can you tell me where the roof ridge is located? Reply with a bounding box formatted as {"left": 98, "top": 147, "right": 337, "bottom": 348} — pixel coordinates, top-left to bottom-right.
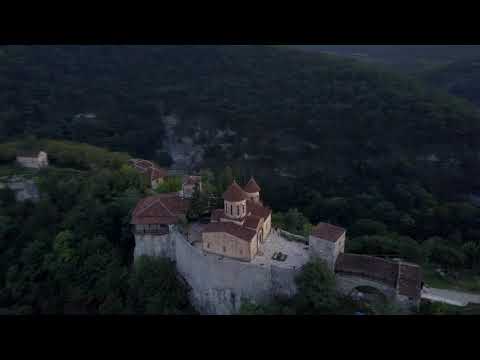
{"left": 136, "top": 196, "right": 177, "bottom": 218}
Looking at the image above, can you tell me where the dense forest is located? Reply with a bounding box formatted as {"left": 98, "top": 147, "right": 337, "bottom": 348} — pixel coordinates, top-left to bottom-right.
{"left": 421, "top": 58, "right": 480, "bottom": 108}
{"left": 287, "top": 45, "right": 480, "bottom": 71}
{"left": 0, "top": 140, "right": 195, "bottom": 314}
{"left": 2, "top": 45, "right": 480, "bottom": 312}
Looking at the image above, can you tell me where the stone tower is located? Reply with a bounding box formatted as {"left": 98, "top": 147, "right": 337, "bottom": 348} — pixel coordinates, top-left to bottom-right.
{"left": 309, "top": 222, "right": 346, "bottom": 271}
{"left": 223, "top": 180, "right": 248, "bottom": 222}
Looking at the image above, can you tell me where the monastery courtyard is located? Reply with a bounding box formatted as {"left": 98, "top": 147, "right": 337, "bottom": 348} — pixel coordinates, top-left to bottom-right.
{"left": 187, "top": 223, "right": 309, "bottom": 269}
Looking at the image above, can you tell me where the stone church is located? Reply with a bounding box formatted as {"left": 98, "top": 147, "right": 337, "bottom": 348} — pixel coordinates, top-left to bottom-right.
{"left": 203, "top": 178, "right": 272, "bottom": 261}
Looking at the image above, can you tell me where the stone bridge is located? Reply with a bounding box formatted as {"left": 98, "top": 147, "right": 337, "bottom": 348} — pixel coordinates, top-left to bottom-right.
{"left": 334, "top": 253, "right": 423, "bottom": 309}
{"left": 335, "top": 274, "right": 398, "bottom": 301}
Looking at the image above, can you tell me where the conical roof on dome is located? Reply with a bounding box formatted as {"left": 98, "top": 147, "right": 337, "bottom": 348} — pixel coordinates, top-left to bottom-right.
{"left": 223, "top": 180, "right": 248, "bottom": 202}
{"left": 244, "top": 177, "right": 261, "bottom": 193}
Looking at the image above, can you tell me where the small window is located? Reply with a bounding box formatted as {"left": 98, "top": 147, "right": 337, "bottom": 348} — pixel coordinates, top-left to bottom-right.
{"left": 207, "top": 243, "right": 210, "bottom": 249}
{"left": 237, "top": 206, "right": 240, "bottom": 216}
{"left": 240, "top": 249, "right": 243, "bottom": 255}
{"left": 230, "top": 205, "right": 233, "bottom": 215}
{"left": 223, "top": 246, "right": 226, "bottom": 253}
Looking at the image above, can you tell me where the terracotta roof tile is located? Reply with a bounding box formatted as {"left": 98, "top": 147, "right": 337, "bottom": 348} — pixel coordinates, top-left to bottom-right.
{"left": 223, "top": 181, "right": 248, "bottom": 202}
{"left": 311, "top": 223, "right": 346, "bottom": 242}
{"left": 131, "top": 194, "right": 190, "bottom": 225}
{"left": 149, "top": 167, "right": 168, "bottom": 181}
{"left": 202, "top": 222, "right": 257, "bottom": 242}
{"left": 130, "top": 159, "right": 167, "bottom": 181}
{"left": 244, "top": 215, "right": 264, "bottom": 230}
{"left": 335, "top": 253, "right": 399, "bottom": 288}
{"left": 246, "top": 200, "right": 271, "bottom": 219}
{"left": 244, "top": 177, "right": 261, "bottom": 193}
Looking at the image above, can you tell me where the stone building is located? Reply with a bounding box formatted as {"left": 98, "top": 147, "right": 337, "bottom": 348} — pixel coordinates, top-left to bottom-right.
{"left": 130, "top": 174, "right": 423, "bottom": 314}
{"left": 16, "top": 151, "right": 49, "bottom": 169}
{"left": 131, "top": 193, "right": 190, "bottom": 259}
{"left": 203, "top": 179, "right": 272, "bottom": 261}
{"left": 309, "top": 222, "right": 346, "bottom": 271}
{"left": 129, "top": 159, "right": 168, "bottom": 189}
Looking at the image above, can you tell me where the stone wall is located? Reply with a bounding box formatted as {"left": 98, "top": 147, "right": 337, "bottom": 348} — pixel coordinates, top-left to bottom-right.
{"left": 262, "top": 214, "right": 272, "bottom": 241}
{"left": 134, "top": 231, "right": 175, "bottom": 261}
{"left": 172, "top": 230, "right": 300, "bottom": 314}
{"left": 271, "top": 265, "right": 301, "bottom": 298}
{"left": 335, "top": 274, "right": 398, "bottom": 301}
{"left": 309, "top": 236, "right": 338, "bottom": 271}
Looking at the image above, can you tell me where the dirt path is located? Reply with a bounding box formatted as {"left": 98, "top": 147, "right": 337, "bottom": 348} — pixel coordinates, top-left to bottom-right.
{"left": 422, "top": 287, "right": 480, "bottom": 306}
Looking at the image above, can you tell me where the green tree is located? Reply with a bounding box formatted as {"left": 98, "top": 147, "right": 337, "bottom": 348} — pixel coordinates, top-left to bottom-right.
{"left": 294, "top": 259, "right": 339, "bottom": 314}
{"left": 127, "top": 256, "right": 192, "bottom": 315}
{"left": 187, "top": 184, "right": 209, "bottom": 220}
{"left": 351, "top": 219, "right": 388, "bottom": 236}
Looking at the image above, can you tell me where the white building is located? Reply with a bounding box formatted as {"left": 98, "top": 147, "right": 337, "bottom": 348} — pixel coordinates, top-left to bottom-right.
{"left": 16, "top": 151, "right": 49, "bottom": 169}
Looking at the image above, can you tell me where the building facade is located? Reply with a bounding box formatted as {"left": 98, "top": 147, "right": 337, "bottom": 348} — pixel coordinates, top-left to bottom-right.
{"left": 202, "top": 179, "right": 272, "bottom": 261}
{"left": 16, "top": 151, "right": 49, "bottom": 169}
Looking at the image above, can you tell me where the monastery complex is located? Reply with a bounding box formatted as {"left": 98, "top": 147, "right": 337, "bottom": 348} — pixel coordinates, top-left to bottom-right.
{"left": 131, "top": 173, "right": 423, "bottom": 314}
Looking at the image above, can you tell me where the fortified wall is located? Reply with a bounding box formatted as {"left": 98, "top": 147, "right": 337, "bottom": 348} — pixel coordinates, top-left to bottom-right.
{"left": 133, "top": 223, "right": 422, "bottom": 314}
{"left": 134, "top": 228, "right": 301, "bottom": 314}
{"left": 131, "top": 179, "right": 422, "bottom": 314}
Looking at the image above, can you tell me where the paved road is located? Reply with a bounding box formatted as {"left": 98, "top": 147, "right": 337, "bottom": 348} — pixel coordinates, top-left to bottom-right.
{"left": 422, "top": 287, "right": 480, "bottom": 306}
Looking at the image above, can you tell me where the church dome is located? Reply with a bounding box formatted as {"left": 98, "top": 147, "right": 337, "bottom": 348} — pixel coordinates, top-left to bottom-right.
{"left": 244, "top": 177, "right": 261, "bottom": 194}
{"left": 223, "top": 180, "right": 248, "bottom": 202}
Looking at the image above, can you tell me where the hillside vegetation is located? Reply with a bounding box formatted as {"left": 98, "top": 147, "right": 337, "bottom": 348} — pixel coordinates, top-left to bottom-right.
{"left": 0, "top": 140, "right": 195, "bottom": 314}
{"left": 2, "top": 46, "right": 480, "bottom": 290}
{"left": 287, "top": 45, "right": 480, "bottom": 71}
{"left": 421, "top": 58, "right": 480, "bottom": 108}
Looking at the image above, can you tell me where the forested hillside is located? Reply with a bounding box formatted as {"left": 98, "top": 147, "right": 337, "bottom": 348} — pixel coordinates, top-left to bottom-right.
{"left": 421, "top": 58, "right": 480, "bottom": 108}
{"left": 0, "top": 140, "right": 194, "bottom": 314}
{"left": 287, "top": 45, "right": 480, "bottom": 71}
{"left": 2, "top": 46, "right": 480, "bottom": 292}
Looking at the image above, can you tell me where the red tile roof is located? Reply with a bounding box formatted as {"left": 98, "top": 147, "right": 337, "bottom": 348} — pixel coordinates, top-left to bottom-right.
{"left": 335, "top": 254, "right": 423, "bottom": 299}
{"left": 244, "top": 177, "right": 261, "bottom": 193}
{"left": 335, "top": 253, "right": 399, "bottom": 288}
{"left": 246, "top": 200, "right": 271, "bottom": 219}
{"left": 311, "top": 223, "right": 346, "bottom": 242}
{"left": 202, "top": 222, "right": 257, "bottom": 242}
{"left": 131, "top": 194, "right": 190, "bottom": 225}
{"left": 223, "top": 181, "right": 248, "bottom": 202}
{"left": 149, "top": 167, "right": 168, "bottom": 181}
{"left": 130, "top": 159, "right": 167, "bottom": 181}
{"left": 244, "top": 215, "right": 264, "bottom": 230}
